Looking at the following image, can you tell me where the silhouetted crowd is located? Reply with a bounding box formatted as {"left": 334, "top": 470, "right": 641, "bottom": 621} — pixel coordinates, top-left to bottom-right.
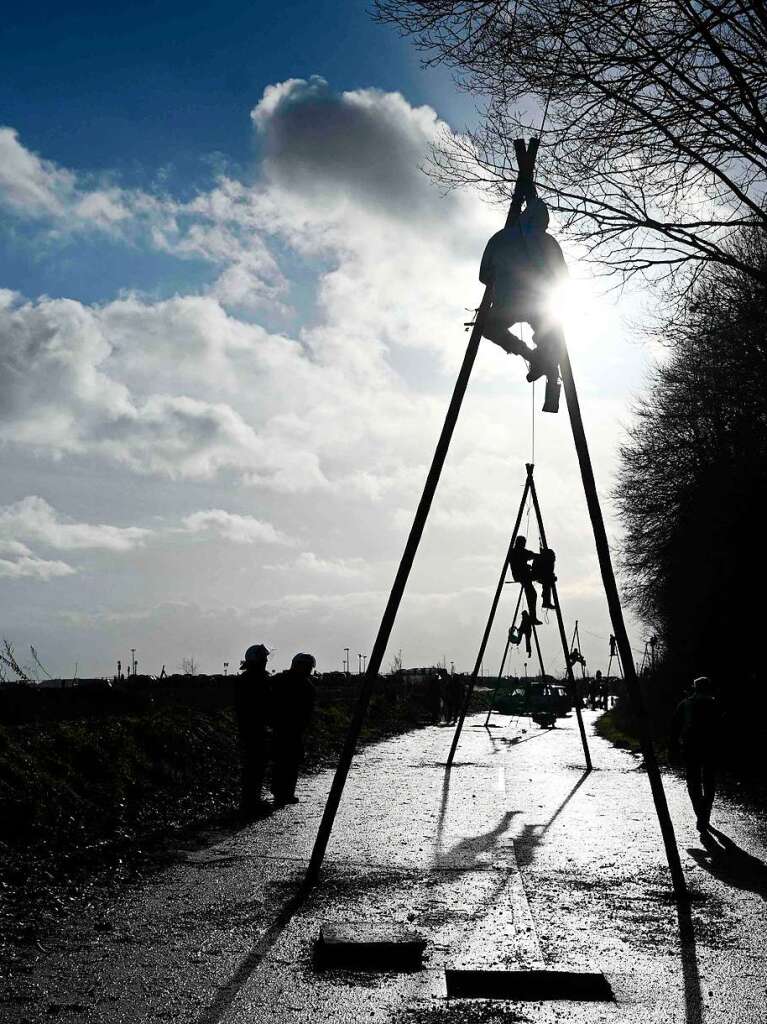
{"left": 425, "top": 669, "right": 466, "bottom": 726}
{"left": 234, "top": 645, "right": 316, "bottom": 818}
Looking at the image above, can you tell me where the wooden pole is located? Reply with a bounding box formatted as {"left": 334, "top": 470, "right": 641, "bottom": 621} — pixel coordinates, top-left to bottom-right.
{"left": 559, "top": 343, "right": 686, "bottom": 897}
{"left": 530, "top": 620, "right": 546, "bottom": 678}
{"left": 526, "top": 463, "right": 592, "bottom": 769}
{"left": 303, "top": 291, "right": 492, "bottom": 889}
{"left": 446, "top": 477, "right": 532, "bottom": 767}
{"left": 484, "top": 585, "right": 524, "bottom": 727}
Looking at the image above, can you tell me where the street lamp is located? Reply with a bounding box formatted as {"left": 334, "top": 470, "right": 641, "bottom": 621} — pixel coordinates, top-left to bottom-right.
{"left": 362, "top": 654, "right": 367, "bottom": 673}
{"left": 358, "top": 653, "right": 362, "bottom": 674}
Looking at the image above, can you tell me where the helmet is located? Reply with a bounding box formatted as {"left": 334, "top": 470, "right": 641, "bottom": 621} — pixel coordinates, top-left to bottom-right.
{"left": 693, "top": 675, "right": 713, "bottom": 693}
{"left": 244, "top": 644, "right": 270, "bottom": 664}
{"left": 291, "top": 652, "right": 316, "bottom": 671}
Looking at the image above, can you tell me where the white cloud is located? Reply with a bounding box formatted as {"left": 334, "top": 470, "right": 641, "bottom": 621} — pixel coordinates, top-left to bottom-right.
{"left": 0, "top": 537, "right": 75, "bottom": 581}
{"left": 0, "top": 496, "right": 151, "bottom": 552}
{"left": 0, "top": 126, "right": 135, "bottom": 231}
{"left": 0, "top": 127, "right": 76, "bottom": 218}
{"left": 285, "top": 551, "right": 367, "bottom": 577}
{"left": 180, "top": 509, "right": 294, "bottom": 545}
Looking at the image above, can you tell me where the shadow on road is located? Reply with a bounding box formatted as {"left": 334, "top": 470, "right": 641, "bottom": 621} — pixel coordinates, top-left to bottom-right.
{"left": 481, "top": 723, "right": 554, "bottom": 758}
{"left": 675, "top": 890, "right": 703, "bottom": 1024}
{"left": 194, "top": 887, "right": 307, "bottom": 1024}
{"left": 688, "top": 827, "right": 767, "bottom": 901}
{"left": 512, "top": 769, "right": 591, "bottom": 867}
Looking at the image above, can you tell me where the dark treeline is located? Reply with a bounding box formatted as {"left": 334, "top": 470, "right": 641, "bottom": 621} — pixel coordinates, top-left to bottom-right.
{"left": 615, "top": 230, "right": 767, "bottom": 778}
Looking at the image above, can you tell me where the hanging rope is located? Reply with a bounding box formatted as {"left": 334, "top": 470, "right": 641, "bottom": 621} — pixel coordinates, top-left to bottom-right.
{"left": 531, "top": 381, "right": 536, "bottom": 462}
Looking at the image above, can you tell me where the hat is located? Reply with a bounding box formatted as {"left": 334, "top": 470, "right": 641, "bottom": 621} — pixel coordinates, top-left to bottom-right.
{"left": 244, "top": 644, "right": 270, "bottom": 664}
{"left": 291, "top": 652, "right": 316, "bottom": 671}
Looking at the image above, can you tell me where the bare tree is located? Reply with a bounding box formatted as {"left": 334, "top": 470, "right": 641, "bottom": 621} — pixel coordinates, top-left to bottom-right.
{"left": 0, "top": 639, "right": 33, "bottom": 683}
{"left": 375, "top": 0, "right": 767, "bottom": 289}
{"left": 179, "top": 656, "right": 198, "bottom": 676}
{"left": 388, "top": 648, "right": 404, "bottom": 674}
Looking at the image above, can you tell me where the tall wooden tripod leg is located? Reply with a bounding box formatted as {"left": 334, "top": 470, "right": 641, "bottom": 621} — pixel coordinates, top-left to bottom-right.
{"left": 559, "top": 344, "right": 685, "bottom": 898}
{"left": 530, "top": 620, "right": 546, "bottom": 678}
{"left": 446, "top": 476, "right": 532, "bottom": 767}
{"left": 483, "top": 585, "right": 523, "bottom": 728}
{"left": 526, "top": 464, "right": 592, "bottom": 769}
{"left": 303, "top": 289, "right": 492, "bottom": 890}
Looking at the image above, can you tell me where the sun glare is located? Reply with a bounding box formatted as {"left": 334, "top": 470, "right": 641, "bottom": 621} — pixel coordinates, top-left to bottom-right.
{"left": 545, "top": 279, "right": 609, "bottom": 348}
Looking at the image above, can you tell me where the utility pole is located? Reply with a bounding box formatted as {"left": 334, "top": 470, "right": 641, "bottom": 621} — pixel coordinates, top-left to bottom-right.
{"left": 362, "top": 654, "right": 367, "bottom": 673}
{"left": 223, "top": 661, "right": 229, "bottom": 676}
{"left": 344, "top": 648, "right": 350, "bottom": 677}
{"left": 130, "top": 648, "right": 136, "bottom": 677}
{"left": 357, "top": 653, "right": 363, "bottom": 675}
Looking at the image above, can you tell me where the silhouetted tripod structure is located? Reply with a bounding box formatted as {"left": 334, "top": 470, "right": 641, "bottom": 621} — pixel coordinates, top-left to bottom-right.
{"left": 303, "top": 137, "right": 685, "bottom": 901}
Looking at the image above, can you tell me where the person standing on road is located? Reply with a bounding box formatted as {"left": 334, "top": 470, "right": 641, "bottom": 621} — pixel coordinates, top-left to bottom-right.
{"left": 445, "top": 672, "right": 464, "bottom": 726}
{"left": 270, "top": 653, "right": 316, "bottom": 806}
{"left": 426, "top": 670, "right": 443, "bottom": 724}
{"left": 234, "top": 644, "right": 272, "bottom": 817}
{"left": 670, "top": 675, "right": 722, "bottom": 832}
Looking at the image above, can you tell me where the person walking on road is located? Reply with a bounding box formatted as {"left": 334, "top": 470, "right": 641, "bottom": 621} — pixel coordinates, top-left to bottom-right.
{"left": 445, "top": 672, "right": 464, "bottom": 726}
{"left": 270, "top": 652, "right": 316, "bottom": 806}
{"left": 671, "top": 675, "right": 722, "bottom": 832}
{"left": 426, "top": 670, "right": 443, "bottom": 724}
{"left": 234, "top": 644, "right": 272, "bottom": 818}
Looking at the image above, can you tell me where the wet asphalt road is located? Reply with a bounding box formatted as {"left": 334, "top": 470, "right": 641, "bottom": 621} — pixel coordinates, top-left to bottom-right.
{"left": 3, "top": 710, "right": 766, "bottom": 1023}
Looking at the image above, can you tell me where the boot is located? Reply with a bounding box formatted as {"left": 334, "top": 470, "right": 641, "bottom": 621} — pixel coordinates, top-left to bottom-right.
{"left": 542, "top": 378, "right": 561, "bottom": 413}
{"left": 525, "top": 348, "right": 547, "bottom": 382}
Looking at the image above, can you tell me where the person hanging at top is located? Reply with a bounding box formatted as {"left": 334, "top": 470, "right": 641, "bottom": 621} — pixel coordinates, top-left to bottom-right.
{"left": 479, "top": 196, "right": 567, "bottom": 413}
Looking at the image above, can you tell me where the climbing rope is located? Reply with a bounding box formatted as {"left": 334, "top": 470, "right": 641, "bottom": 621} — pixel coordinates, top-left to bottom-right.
{"left": 531, "top": 380, "right": 536, "bottom": 462}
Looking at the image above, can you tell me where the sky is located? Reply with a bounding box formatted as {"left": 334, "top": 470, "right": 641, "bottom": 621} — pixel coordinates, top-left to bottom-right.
{"left": 0, "top": 1, "right": 654, "bottom": 679}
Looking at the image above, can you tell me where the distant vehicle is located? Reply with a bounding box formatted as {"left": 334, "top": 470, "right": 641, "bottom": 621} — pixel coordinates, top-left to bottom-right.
{"left": 493, "top": 679, "right": 571, "bottom": 728}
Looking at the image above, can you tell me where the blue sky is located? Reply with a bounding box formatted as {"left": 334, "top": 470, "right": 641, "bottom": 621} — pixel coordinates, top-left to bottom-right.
{"left": 1, "top": 1, "right": 472, "bottom": 305}
{"left": 2, "top": 1, "right": 470, "bottom": 178}
{"left": 0, "top": 2, "right": 651, "bottom": 679}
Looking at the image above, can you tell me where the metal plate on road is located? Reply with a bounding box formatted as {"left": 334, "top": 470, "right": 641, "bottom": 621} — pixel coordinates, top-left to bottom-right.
{"left": 445, "top": 968, "right": 614, "bottom": 1001}
{"left": 314, "top": 922, "right": 427, "bottom": 970}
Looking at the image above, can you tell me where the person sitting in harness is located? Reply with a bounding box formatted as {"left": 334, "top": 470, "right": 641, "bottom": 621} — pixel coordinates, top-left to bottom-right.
{"left": 568, "top": 648, "right": 586, "bottom": 669}
{"left": 510, "top": 536, "right": 543, "bottom": 624}
{"left": 509, "top": 608, "right": 533, "bottom": 657}
{"left": 531, "top": 547, "right": 557, "bottom": 610}
{"left": 479, "top": 196, "right": 568, "bottom": 413}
